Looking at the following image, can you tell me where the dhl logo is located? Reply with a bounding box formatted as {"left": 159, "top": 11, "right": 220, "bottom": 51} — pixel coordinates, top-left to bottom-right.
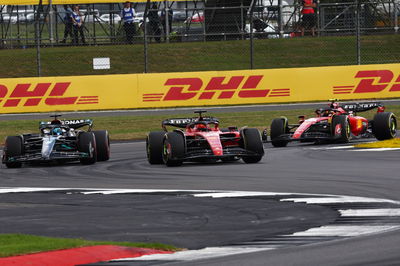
{"left": 333, "top": 70, "right": 400, "bottom": 95}
{"left": 0, "top": 82, "right": 99, "bottom": 107}
{"left": 143, "top": 75, "right": 290, "bottom": 102}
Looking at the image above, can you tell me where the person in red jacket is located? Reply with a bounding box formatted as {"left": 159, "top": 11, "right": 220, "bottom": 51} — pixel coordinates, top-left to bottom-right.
{"left": 300, "top": 0, "right": 317, "bottom": 36}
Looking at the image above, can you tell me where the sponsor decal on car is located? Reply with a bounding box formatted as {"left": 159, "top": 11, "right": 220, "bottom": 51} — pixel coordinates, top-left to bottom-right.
{"left": 62, "top": 120, "right": 86, "bottom": 125}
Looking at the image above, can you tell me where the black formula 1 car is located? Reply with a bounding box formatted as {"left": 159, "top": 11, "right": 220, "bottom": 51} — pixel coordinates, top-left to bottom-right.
{"left": 265, "top": 100, "right": 397, "bottom": 147}
{"left": 146, "top": 111, "right": 265, "bottom": 166}
{"left": 2, "top": 115, "right": 110, "bottom": 168}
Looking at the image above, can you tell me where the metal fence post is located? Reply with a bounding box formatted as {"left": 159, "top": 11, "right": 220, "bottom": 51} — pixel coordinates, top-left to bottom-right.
{"left": 249, "top": 0, "right": 256, "bottom": 69}
{"left": 49, "top": 0, "right": 55, "bottom": 44}
{"left": 35, "top": 0, "right": 43, "bottom": 77}
{"left": 144, "top": 0, "right": 150, "bottom": 73}
{"left": 278, "top": 0, "right": 283, "bottom": 38}
{"left": 355, "top": 0, "right": 361, "bottom": 65}
{"left": 165, "top": 0, "right": 170, "bottom": 43}
{"left": 395, "top": 2, "right": 399, "bottom": 34}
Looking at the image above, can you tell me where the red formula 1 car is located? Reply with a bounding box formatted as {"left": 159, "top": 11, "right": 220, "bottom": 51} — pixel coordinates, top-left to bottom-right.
{"left": 266, "top": 100, "right": 397, "bottom": 147}
{"left": 146, "top": 111, "right": 264, "bottom": 166}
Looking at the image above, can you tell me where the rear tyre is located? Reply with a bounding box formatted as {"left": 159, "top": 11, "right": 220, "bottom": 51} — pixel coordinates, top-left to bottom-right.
{"left": 241, "top": 128, "right": 264, "bottom": 164}
{"left": 78, "top": 132, "right": 97, "bottom": 165}
{"left": 4, "top": 136, "right": 23, "bottom": 168}
{"left": 332, "top": 115, "right": 350, "bottom": 143}
{"left": 93, "top": 130, "right": 110, "bottom": 161}
{"left": 162, "top": 132, "right": 185, "bottom": 166}
{"left": 270, "top": 118, "right": 289, "bottom": 147}
{"left": 372, "top": 112, "right": 397, "bottom": 140}
{"left": 146, "top": 131, "right": 165, "bottom": 164}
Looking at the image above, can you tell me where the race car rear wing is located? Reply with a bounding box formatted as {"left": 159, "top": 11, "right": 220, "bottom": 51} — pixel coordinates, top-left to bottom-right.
{"left": 39, "top": 119, "right": 93, "bottom": 130}
{"left": 341, "top": 102, "right": 384, "bottom": 113}
{"left": 162, "top": 117, "right": 219, "bottom": 131}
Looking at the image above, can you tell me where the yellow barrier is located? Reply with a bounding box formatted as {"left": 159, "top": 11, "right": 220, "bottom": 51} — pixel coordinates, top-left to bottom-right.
{"left": 1, "top": 63, "right": 400, "bottom": 114}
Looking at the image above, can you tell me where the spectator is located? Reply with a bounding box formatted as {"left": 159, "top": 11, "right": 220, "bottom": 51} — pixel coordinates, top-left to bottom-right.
{"left": 71, "top": 5, "right": 86, "bottom": 45}
{"left": 121, "top": 1, "right": 136, "bottom": 44}
{"left": 160, "top": 7, "right": 173, "bottom": 40}
{"left": 300, "top": 0, "right": 316, "bottom": 37}
{"left": 148, "top": 3, "right": 161, "bottom": 43}
{"left": 60, "top": 5, "right": 73, "bottom": 44}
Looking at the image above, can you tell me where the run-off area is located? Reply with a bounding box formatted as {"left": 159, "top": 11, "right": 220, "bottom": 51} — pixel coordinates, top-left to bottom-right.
{"left": 0, "top": 191, "right": 337, "bottom": 250}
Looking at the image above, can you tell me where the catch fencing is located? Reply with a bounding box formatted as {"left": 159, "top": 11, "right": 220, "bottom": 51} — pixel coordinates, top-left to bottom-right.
{"left": 0, "top": 0, "right": 399, "bottom": 78}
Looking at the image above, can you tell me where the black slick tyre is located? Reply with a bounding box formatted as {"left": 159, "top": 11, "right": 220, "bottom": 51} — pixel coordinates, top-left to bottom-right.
{"left": 162, "top": 132, "right": 185, "bottom": 166}
{"left": 4, "top": 136, "right": 23, "bottom": 168}
{"left": 78, "top": 132, "right": 97, "bottom": 165}
{"left": 270, "top": 118, "right": 289, "bottom": 147}
{"left": 241, "top": 128, "right": 264, "bottom": 164}
{"left": 332, "top": 115, "right": 350, "bottom": 143}
{"left": 372, "top": 112, "right": 397, "bottom": 140}
{"left": 146, "top": 131, "right": 165, "bottom": 164}
{"left": 93, "top": 130, "right": 110, "bottom": 161}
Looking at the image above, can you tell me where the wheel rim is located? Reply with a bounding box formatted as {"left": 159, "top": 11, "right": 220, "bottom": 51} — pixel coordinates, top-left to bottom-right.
{"left": 163, "top": 141, "right": 171, "bottom": 161}
{"left": 346, "top": 122, "right": 350, "bottom": 137}
{"left": 389, "top": 117, "right": 397, "bottom": 136}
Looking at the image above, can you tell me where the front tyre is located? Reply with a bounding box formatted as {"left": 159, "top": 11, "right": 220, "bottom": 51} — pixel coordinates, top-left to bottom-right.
{"left": 332, "top": 115, "right": 350, "bottom": 143}
{"left": 241, "top": 128, "right": 264, "bottom": 164}
{"left": 93, "top": 130, "right": 110, "bottom": 161}
{"left": 4, "top": 136, "right": 23, "bottom": 168}
{"left": 78, "top": 132, "right": 97, "bottom": 165}
{"left": 162, "top": 132, "right": 185, "bottom": 167}
{"left": 146, "top": 131, "right": 165, "bottom": 164}
{"left": 372, "top": 112, "right": 397, "bottom": 140}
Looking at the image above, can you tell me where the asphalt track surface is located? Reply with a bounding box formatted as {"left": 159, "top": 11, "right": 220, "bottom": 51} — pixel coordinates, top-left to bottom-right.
{"left": 1, "top": 139, "right": 400, "bottom": 266}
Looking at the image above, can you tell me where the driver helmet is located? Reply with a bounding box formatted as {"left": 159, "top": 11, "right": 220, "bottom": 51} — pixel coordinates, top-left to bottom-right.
{"left": 195, "top": 123, "right": 208, "bottom": 131}
{"left": 52, "top": 127, "right": 63, "bottom": 136}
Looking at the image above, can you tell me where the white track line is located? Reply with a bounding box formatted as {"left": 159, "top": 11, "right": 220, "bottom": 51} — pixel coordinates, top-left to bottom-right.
{"left": 309, "top": 146, "right": 355, "bottom": 150}
{"left": 116, "top": 246, "right": 274, "bottom": 262}
{"left": 340, "top": 209, "right": 400, "bottom": 217}
{"left": 288, "top": 225, "right": 400, "bottom": 237}
{"left": 281, "top": 196, "right": 399, "bottom": 204}
{"left": 1, "top": 187, "right": 400, "bottom": 263}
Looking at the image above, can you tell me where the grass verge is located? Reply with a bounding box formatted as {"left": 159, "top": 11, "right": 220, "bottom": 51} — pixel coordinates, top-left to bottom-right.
{"left": 1, "top": 106, "right": 399, "bottom": 144}
{"left": 0, "top": 234, "right": 179, "bottom": 258}
{"left": 0, "top": 34, "right": 399, "bottom": 78}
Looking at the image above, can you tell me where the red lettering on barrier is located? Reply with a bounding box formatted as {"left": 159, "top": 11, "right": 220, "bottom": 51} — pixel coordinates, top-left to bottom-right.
{"left": 239, "top": 75, "right": 269, "bottom": 98}
{"left": 0, "top": 85, "right": 7, "bottom": 98}
{"left": 5, "top": 83, "right": 51, "bottom": 107}
{"left": 154, "top": 75, "right": 284, "bottom": 102}
{"left": 353, "top": 70, "right": 393, "bottom": 93}
{"left": 1, "top": 82, "right": 98, "bottom": 108}
{"left": 389, "top": 75, "right": 400, "bottom": 92}
{"left": 163, "top": 78, "right": 203, "bottom": 101}
{"left": 200, "top": 76, "right": 244, "bottom": 99}
{"left": 49, "top": 82, "right": 71, "bottom": 96}
{"left": 46, "top": 83, "right": 77, "bottom": 105}
{"left": 46, "top": 97, "right": 78, "bottom": 105}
